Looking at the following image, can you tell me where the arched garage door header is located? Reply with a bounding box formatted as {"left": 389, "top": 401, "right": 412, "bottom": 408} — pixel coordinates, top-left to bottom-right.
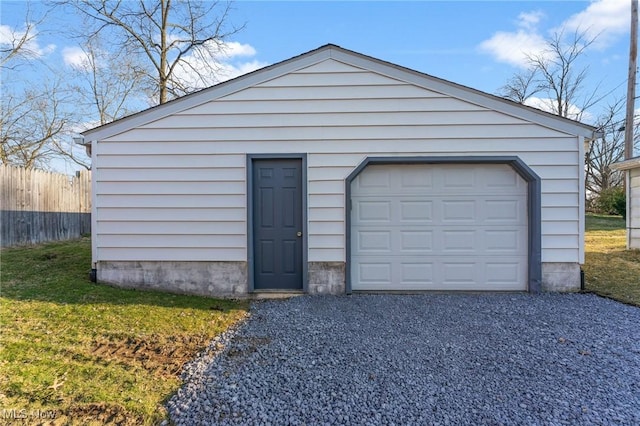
{"left": 344, "top": 156, "right": 541, "bottom": 293}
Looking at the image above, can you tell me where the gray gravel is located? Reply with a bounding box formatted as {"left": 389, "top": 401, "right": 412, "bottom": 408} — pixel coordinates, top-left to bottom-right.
{"left": 167, "top": 294, "right": 640, "bottom": 425}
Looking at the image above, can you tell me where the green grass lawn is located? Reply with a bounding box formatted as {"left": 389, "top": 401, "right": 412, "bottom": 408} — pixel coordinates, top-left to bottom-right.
{"left": 1, "top": 220, "right": 637, "bottom": 423}
{"left": 584, "top": 214, "right": 640, "bottom": 306}
{"left": 0, "top": 237, "right": 248, "bottom": 425}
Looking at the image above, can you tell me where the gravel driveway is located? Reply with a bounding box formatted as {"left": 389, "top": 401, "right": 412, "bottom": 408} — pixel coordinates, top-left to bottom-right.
{"left": 168, "top": 294, "right": 640, "bottom": 425}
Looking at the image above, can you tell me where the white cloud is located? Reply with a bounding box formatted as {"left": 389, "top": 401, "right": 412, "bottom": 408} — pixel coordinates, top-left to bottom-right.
{"left": 524, "top": 97, "right": 592, "bottom": 122}
{"left": 479, "top": 0, "right": 631, "bottom": 67}
{"left": 518, "top": 10, "right": 545, "bottom": 31}
{"left": 478, "top": 29, "right": 547, "bottom": 68}
{"left": 561, "top": 0, "right": 629, "bottom": 49}
{"left": 62, "top": 46, "right": 91, "bottom": 70}
{"left": 0, "top": 25, "right": 14, "bottom": 43}
{"left": 171, "top": 41, "right": 267, "bottom": 92}
{"left": 478, "top": 10, "right": 549, "bottom": 68}
{"left": 0, "top": 23, "right": 55, "bottom": 60}
{"left": 223, "top": 41, "right": 257, "bottom": 58}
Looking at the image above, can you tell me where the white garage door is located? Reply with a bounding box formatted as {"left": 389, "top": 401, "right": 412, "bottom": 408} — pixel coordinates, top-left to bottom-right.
{"left": 350, "top": 163, "right": 528, "bottom": 291}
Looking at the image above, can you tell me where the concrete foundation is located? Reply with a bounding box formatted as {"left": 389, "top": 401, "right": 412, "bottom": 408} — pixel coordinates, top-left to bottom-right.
{"left": 541, "top": 262, "right": 581, "bottom": 292}
{"left": 97, "top": 260, "right": 578, "bottom": 297}
{"left": 98, "top": 261, "right": 248, "bottom": 297}
{"left": 308, "top": 262, "right": 346, "bottom": 294}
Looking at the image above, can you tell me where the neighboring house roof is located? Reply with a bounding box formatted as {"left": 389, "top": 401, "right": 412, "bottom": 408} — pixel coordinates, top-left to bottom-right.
{"left": 611, "top": 156, "right": 640, "bottom": 171}
{"left": 81, "top": 43, "right": 598, "bottom": 142}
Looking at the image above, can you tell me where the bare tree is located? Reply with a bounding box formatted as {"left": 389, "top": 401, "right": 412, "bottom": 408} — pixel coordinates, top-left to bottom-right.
{"left": 499, "top": 29, "right": 631, "bottom": 201}
{"left": 68, "top": 36, "right": 147, "bottom": 125}
{"left": 1, "top": 81, "right": 75, "bottom": 169}
{"left": 585, "top": 99, "right": 626, "bottom": 196}
{"left": 499, "top": 30, "right": 603, "bottom": 121}
{"left": 500, "top": 68, "right": 540, "bottom": 104}
{"left": 61, "top": 0, "right": 243, "bottom": 104}
{"left": 0, "top": 3, "right": 49, "bottom": 69}
{"left": 0, "top": 4, "right": 84, "bottom": 170}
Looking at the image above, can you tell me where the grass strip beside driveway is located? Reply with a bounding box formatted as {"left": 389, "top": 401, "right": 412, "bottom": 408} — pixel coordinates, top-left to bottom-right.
{"left": 0, "top": 237, "right": 248, "bottom": 424}
{"left": 584, "top": 214, "right": 640, "bottom": 306}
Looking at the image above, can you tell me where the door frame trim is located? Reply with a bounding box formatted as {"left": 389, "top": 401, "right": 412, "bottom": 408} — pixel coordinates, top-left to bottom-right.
{"left": 344, "top": 156, "right": 541, "bottom": 294}
{"left": 247, "top": 154, "right": 308, "bottom": 292}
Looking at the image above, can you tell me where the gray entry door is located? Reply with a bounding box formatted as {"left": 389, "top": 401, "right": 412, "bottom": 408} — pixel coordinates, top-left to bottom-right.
{"left": 252, "top": 159, "right": 303, "bottom": 290}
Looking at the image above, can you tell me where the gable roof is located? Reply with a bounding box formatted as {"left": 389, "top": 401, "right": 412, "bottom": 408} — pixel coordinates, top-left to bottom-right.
{"left": 81, "top": 43, "right": 597, "bottom": 142}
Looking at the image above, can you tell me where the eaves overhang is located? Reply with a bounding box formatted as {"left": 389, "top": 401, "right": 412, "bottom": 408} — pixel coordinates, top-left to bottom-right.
{"left": 611, "top": 156, "right": 640, "bottom": 171}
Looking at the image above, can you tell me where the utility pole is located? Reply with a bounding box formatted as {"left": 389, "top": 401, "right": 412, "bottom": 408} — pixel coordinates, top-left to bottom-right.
{"left": 622, "top": 0, "right": 639, "bottom": 250}
{"left": 624, "top": 0, "right": 638, "bottom": 160}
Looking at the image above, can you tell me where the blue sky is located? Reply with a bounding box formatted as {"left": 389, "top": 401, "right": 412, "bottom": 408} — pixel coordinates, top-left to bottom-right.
{"left": 1, "top": 0, "right": 636, "bottom": 172}
{"left": 2, "top": 1, "right": 632, "bottom": 97}
{"left": 232, "top": 0, "right": 631, "bottom": 107}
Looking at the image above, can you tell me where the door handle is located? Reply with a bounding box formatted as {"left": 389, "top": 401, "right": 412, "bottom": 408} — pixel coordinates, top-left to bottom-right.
{"left": 296, "top": 231, "right": 302, "bottom": 237}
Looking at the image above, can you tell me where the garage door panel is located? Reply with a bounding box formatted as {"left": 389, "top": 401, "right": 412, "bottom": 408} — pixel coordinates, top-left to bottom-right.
{"left": 356, "top": 201, "right": 391, "bottom": 222}
{"left": 356, "top": 167, "right": 391, "bottom": 190}
{"left": 439, "top": 165, "right": 526, "bottom": 194}
{"left": 354, "top": 226, "right": 526, "bottom": 254}
{"left": 353, "top": 164, "right": 525, "bottom": 195}
{"left": 351, "top": 163, "right": 528, "bottom": 291}
{"left": 442, "top": 262, "right": 476, "bottom": 284}
{"left": 442, "top": 200, "right": 477, "bottom": 223}
{"left": 442, "top": 168, "right": 476, "bottom": 189}
{"left": 356, "top": 230, "right": 392, "bottom": 253}
{"left": 400, "top": 169, "right": 433, "bottom": 189}
{"left": 442, "top": 230, "right": 477, "bottom": 252}
{"left": 357, "top": 262, "right": 392, "bottom": 284}
{"left": 400, "top": 200, "right": 434, "bottom": 222}
{"left": 484, "top": 199, "right": 525, "bottom": 223}
{"left": 354, "top": 196, "right": 525, "bottom": 225}
{"left": 485, "top": 262, "right": 522, "bottom": 284}
{"left": 484, "top": 229, "right": 523, "bottom": 252}
{"left": 400, "top": 230, "right": 434, "bottom": 252}
{"left": 400, "top": 263, "right": 434, "bottom": 285}
{"left": 353, "top": 257, "right": 526, "bottom": 291}
{"left": 484, "top": 166, "right": 526, "bottom": 190}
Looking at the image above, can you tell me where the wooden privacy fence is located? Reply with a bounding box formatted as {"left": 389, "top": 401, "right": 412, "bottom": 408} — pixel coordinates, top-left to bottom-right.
{"left": 1, "top": 165, "right": 91, "bottom": 247}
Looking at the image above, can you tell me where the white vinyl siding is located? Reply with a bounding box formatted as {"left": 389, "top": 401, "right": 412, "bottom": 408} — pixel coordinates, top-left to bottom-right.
{"left": 93, "top": 58, "right": 583, "bottom": 264}
{"left": 631, "top": 168, "right": 640, "bottom": 248}
{"left": 105, "top": 125, "right": 569, "bottom": 142}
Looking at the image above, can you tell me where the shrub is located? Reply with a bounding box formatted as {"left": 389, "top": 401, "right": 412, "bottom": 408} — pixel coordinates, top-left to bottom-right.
{"left": 613, "top": 191, "right": 627, "bottom": 219}
{"left": 594, "top": 187, "right": 626, "bottom": 218}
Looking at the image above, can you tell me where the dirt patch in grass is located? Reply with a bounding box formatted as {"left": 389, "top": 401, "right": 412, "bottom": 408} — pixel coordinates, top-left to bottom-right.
{"left": 64, "top": 402, "right": 140, "bottom": 425}
{"left": 90, "top": 334, "right": 210, "bottom": 378}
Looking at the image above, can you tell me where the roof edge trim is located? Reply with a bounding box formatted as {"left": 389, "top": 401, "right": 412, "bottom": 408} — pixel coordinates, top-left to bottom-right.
{"left": 611, "top": 156, "right": 640, "bottom": 171}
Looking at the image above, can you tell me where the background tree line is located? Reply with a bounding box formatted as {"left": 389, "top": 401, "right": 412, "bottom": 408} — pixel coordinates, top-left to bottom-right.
{"left": 1, "top": 1, "right": 635, "bottom": 215}
{"left": 499, "top": 30, "right": 634, "bottom": 216}
{"left": 1, "top": 0, "right": 241, "bottom": 170}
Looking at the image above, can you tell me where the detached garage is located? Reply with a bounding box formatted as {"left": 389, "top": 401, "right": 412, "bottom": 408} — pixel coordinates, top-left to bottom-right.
{"left": 81, "top": 44, "right": 597, "bottom": 297}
